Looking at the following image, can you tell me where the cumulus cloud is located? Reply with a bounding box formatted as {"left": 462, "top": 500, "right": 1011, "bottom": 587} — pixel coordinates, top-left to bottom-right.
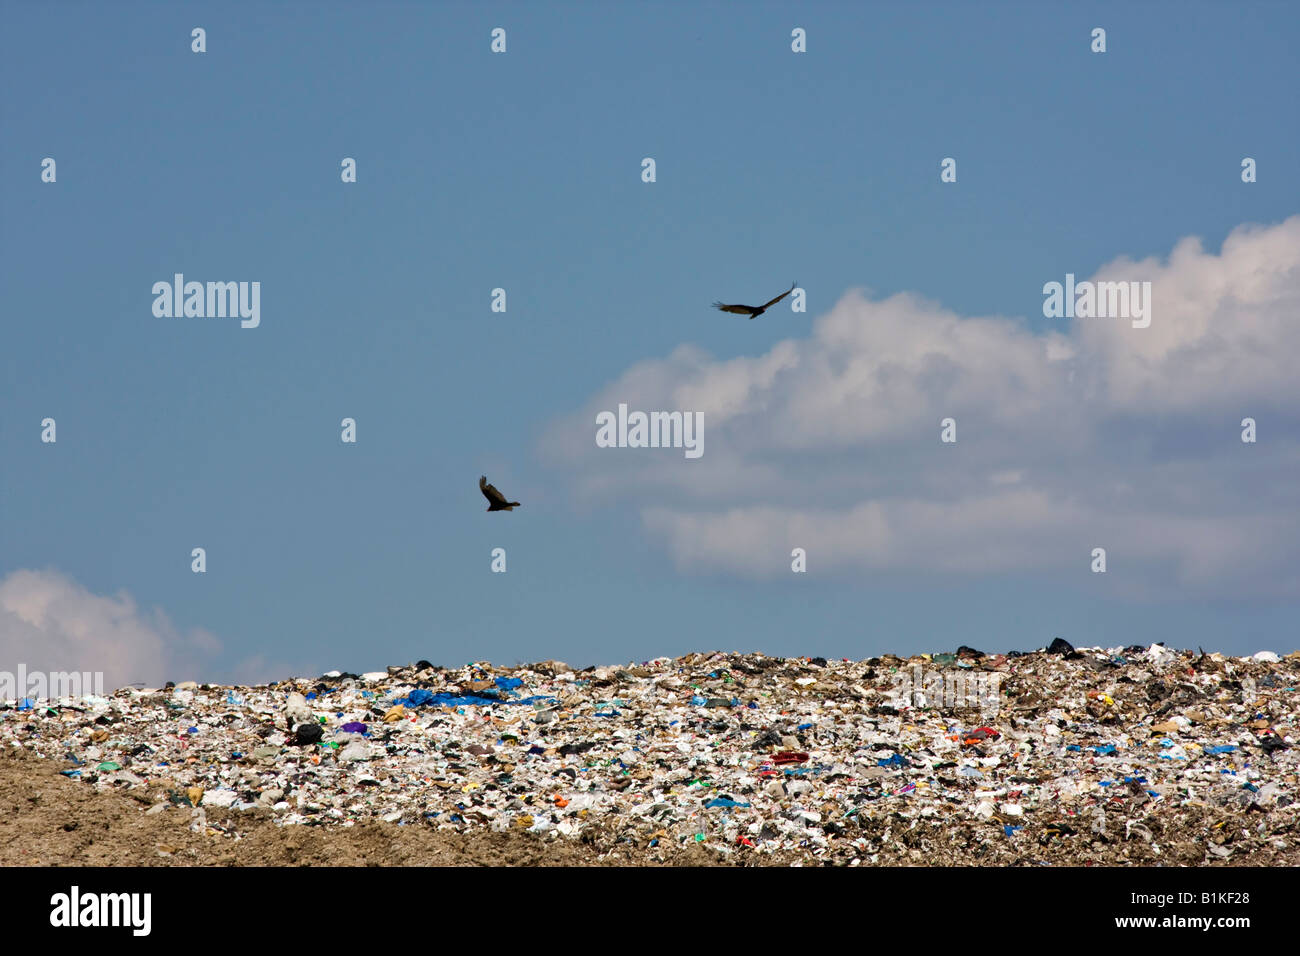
{"left": 543, "top": 216, "right": 1300, "bottom": 596}
{"left": 0, "top": 568, "right": 222, "bottom": 692}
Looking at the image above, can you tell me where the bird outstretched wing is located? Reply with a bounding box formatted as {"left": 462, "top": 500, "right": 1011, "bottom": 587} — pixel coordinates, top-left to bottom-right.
{"left": 761, "top": 281, "right": 796, "bottom": 310}
{"left": 480, "top": 475, "right": 509, "bottom": 507}
{"left": 712, "top": 302, "right": 755, "bottom": 315}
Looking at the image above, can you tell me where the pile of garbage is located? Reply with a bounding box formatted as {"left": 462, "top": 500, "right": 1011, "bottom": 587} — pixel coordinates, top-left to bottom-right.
{"left": 4, "top": 641, "right": 1297, "bottom": 864}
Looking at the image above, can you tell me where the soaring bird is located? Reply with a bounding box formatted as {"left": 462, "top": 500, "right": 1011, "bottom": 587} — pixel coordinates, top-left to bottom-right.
{"left": 479, "top": 475, "right": 521, "bottom": 512}
{"left": 712, "top": 281, "right": 796, "bottom": 319}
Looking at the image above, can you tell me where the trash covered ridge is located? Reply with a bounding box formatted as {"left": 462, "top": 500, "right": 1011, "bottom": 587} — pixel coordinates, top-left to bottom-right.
{"left": 4, "top": 642, "right": 1297, "bottom": 865}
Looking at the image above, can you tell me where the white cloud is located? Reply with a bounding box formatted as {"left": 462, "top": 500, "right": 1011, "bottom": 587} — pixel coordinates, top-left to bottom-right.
{"left": 544, "top": 216, "right": 1300, "bottom": 596}
{"left": 0, "top": 568, "right": 221, "bottom": 692}
{"left": 1075, "top": 220, "right": 1300, "bottom": 412}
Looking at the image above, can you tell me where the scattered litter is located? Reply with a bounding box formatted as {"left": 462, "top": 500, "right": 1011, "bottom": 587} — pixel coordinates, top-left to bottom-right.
{"left": 3, "top": 646, "right": 1296, "bottom": 864}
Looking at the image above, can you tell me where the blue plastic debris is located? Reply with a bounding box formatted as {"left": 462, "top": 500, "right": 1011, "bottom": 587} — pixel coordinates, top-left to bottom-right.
{"left": 704, "top": 798, "right": 751, "bottom": 809}
{"left": 393, "top": 688, "right": 556, "bottom": 709}
{"left": 397, "top": 688, "right": 437, "bottom": 707}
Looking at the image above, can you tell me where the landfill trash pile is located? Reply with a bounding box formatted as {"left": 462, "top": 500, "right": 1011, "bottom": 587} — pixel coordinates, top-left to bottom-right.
{"left": 3, "top": 642, "right": 1298, "bottom": 866}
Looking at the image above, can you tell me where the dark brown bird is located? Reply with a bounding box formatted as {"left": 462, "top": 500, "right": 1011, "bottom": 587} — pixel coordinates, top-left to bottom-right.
{"left": 480, "top": 475, "right": 520, "bottom": 512}
{"left": 712, "top": 281, "right": 796, "bottom": 319}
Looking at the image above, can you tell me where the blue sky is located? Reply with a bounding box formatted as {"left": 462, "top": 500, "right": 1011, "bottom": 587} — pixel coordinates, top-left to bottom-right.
{"left": 2, "top": 1, "right": 1298, "bottom": 687}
